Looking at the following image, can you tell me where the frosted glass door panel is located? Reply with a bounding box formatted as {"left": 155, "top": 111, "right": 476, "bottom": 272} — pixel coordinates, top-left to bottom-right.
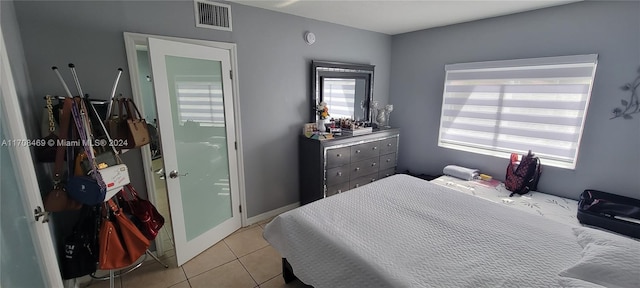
{"left": 0, "top": 121, "right": 46, "bottom": 287}
{"left": 148, "top": 37, "right": 240, "bottom": 266}
{"left": 165, "top": 56, "right": 231, "bottom": 241}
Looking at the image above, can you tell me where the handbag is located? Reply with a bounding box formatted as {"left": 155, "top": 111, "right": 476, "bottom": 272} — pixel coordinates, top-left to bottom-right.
{"left": 105, "top": 97, "right": 127, "bottom": 145}
{"left": 122, "top": 98, "right": 150, "bottom": 149}
{"left": 118, "top": 184, "right": 164, "bottom": 240}
{"left": 67, "top": 176, "right": 106, "bottom": 205}
{"left": 76, "top": 149, "right": 119, "bottom": 175}
{"left": 105, "top": 98, "right": 150, "bottom": 149}
{"left": 98, "top": 199, "right": 150, "bottom": 270}
{"left": 43, "top": 98, "right": 82, "bottom": 212}
{"left": 61, "top": 205, "right": 99, "bottom": 279}
{"left": 44, "top": 186, "right": 82, "bottom": 212}
{"left": 35, "top": 95, "right": 62, "bottom": 162}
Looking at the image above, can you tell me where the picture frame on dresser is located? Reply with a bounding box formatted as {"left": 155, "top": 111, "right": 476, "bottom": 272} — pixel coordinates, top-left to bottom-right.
{"left": 299, "top": 128, "right": 400, "bottom": 205}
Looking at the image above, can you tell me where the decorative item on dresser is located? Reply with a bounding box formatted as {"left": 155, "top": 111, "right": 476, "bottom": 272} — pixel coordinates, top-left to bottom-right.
{"left": 299, "top": 128, "right": 400, "bottom": 205}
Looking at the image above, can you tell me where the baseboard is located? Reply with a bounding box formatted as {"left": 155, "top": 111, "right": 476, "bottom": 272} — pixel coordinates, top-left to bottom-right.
{"left": 245, "top": 202, "right": 300, "bottom": 226}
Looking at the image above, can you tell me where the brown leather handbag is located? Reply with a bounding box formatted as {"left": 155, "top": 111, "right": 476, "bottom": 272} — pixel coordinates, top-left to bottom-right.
{"left": 98, "top": 199, "right": 150, "bottom": 270}
{"left": 105, "top": 97, "right": 127, "bottom": 144}
{"left": 43, "top": 98, "right": 82, "bottom": 212}
{"left": 122, "top": 98, "right": 150, "bottom": 149}
{"left": 106, "top": 98, "right": 149, "bottom": 150}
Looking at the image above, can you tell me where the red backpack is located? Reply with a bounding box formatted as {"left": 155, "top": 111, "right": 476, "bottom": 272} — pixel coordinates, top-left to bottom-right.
{"left": 505, "top": 151, "right": 541, "bottom": 197}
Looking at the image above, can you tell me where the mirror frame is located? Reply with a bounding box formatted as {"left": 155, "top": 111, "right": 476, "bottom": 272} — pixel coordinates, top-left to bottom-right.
{"left": 310, "top": 60, "right": 375, "bottom": 123}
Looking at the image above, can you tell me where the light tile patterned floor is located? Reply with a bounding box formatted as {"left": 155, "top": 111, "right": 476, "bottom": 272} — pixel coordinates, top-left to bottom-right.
{"left": 81, "top": 219, "right": 310, "bottom": 288}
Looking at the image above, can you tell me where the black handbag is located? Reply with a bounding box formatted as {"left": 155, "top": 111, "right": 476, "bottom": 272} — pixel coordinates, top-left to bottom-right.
{"left": 577, "top": 190, "right": 640, "bottom": 239}
{"left": 61, "top": 205, "right": 99, "bottom": 279}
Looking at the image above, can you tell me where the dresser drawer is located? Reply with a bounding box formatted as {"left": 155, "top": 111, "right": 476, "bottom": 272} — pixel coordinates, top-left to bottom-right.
{"left": 350, "top": 158, "right": 379, "bottom": 179}
{"left": 326, "top": 147, "right": 350, "bottom": 168}
{"left": 379, "top": 137, "right": 398, "bottom": 155}
{"left": 379, "top": 167, "right": 396, "bottom": 179}
{"left": 351, "top": 141, "right": 380, "bottom": 162}
{"left": 350, "top": 173, "right": 378, "bottom": 189}
{"left": 326, "top": 182, "right": 351, "bottom": 197}
{"left": 326, "top": 166, "right": 350, "bottom": 186}
{"left": 379, "top": 153, "right": 397, "bottom": 170}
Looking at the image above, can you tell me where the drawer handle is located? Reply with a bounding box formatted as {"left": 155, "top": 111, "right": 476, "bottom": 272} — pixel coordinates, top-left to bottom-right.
{"left": 336, "top": 153, "right": 341, "bottom": 157}
{"left": 337, "top": 189, "right": 342, "bottom": 193}
{"left": 355, "top": 184, "right": 360, "bottom": 188}
{"left": 373, "top": 146, "right": 377, "bottom": 150}
{"left": 355, "top": 149, "right": 361, "bottom": 153}
{"left": 387, "top": 143, "right": 392, "bottom": 146}
{"left": 386, "top": 159, "right": 391, "bottom": 162}
{"left": 371, "top": 162, "right": 377, "bottom": 166}
{"left": 337, "top": 172, "right": 342, "bottom": 176}
{"left": 355, "top": 167, "right": 361, "bottom": 171}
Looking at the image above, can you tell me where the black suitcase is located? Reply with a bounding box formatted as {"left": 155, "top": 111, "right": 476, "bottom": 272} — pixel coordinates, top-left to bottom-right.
{"left": 577, "top": 189, "right": 640, "bottom": 239}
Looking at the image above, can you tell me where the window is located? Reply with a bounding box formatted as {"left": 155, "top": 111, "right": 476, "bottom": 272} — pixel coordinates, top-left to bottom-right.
{"left": 438, "top": 54, "right": 598, "bottom": 169}
{"left": 175, "top": 80, "right": 225, "bottom": 127}
{"left": 322, "top": 78, "right": 357, "bottom": 119}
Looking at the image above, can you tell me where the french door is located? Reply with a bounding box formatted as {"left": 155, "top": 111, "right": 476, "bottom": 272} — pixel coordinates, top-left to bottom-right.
{"left": 147, "top": 37, "right": 241, "bottom": 266}
{"left": 0, "top": 28, "right": 62, "bottom": 286}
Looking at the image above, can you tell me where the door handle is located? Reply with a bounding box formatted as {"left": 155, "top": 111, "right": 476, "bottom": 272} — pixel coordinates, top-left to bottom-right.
{"left": 169, "top": 170, "right": 188, "bottom": 179}
{"left": 34, "top": 206, "right": 49, "bottom": 223}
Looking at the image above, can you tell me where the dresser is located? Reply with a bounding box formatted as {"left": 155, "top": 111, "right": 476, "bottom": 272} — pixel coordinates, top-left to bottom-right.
{"left": 299, "top": 128, "right": 400, "bottom": 205}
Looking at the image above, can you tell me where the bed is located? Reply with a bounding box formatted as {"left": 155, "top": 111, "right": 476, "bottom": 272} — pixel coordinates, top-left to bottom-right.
{"left": 263, "top": 174, "right": 640, "bottom": 288}
{"left": 430, "top": 175, "right": 579, "bottom": 225}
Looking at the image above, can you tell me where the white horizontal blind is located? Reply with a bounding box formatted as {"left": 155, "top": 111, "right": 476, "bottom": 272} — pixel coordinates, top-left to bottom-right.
{"left": 176, "top": 81, "right": 225, "bottom": 127}
{"left": 439, "top": 54, "right": 598, "bottom": 169}
{"left": 323, "top": 78, "right": 355, "bottom": 119}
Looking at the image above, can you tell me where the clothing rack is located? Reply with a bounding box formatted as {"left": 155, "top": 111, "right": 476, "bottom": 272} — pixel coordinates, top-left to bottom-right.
{"left": 44, "top": 95, "right": 109, "bottom": 104}
{"left": 48, "top": 94, "right": 168, "bottom": 287}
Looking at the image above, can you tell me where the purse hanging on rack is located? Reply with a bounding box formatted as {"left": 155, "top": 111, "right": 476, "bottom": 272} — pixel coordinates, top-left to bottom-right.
{"left": 35, "top": 95, "right": 62, "bottom": 162}
{"left": 105, "top": 96, "right": 126, "bottom": 145}
{"left": 107, "top": 98, "right": 151, "bottom": 149}
{"left": 98, "top": 199, "right": 150, "bottom": 270}
{"left": 122, "top": 98, "right": 150, "bottom": 149}
{"left": 60, "top": 205, "right": 99, "bottom": 279}
{"left": 106, "top": 98, "right": 150, "bottom": 150}
{"left": 117, "top": 184, "right": 165, "bottom": 240}
{"left": 43, "top": 97, "right": 82, "bottom": 212}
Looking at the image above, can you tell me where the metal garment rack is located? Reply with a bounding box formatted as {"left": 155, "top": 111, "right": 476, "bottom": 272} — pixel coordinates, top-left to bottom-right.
{"left": 48, "top": 95, "right": 169, "bottom": 287}
{"left": 88, "top": 97, "right": 169, "bottom": 287}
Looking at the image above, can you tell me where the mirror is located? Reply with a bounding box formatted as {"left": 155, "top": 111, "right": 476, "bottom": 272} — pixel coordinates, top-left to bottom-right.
{"left": 311, "top": 61, "right": 375, "bottom": 123}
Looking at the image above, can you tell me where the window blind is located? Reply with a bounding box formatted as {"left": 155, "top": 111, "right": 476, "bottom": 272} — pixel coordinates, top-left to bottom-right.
{"left": 322, "top": 78, "right": 356, "bottom": 119}
{"left": 176, "top": 81, "right": 225, "bottom": 127}
{"left": 438, "top": 54, "right": 598, "bottom": 169}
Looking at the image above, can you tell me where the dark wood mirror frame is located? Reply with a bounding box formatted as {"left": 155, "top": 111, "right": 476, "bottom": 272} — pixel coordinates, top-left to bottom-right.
{"left": 310, "top": 60, "right": 375, "bottom": 123}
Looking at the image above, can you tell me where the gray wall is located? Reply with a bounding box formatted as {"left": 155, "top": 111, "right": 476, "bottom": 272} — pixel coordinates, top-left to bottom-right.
{"left": 390, "top": 1, "right": 640, "bottom": 200}
{"left": 13, "top": 0, "right": 392, "bottom": 217}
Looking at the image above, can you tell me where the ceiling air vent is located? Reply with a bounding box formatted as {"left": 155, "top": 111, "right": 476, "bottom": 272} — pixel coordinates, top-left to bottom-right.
{"left": 194, "top": 0, "right": 232, "bottom": 31}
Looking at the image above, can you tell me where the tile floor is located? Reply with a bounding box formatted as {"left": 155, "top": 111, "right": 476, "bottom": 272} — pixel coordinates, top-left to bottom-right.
{"left": 81, "top": 219, "right": 311, "bottom": 288}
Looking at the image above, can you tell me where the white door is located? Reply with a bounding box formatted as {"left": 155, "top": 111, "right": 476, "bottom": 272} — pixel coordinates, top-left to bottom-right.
{"left": 148, "top": 37, "right": 241, "bottom": 266}
{"left": 0, "top": 29, "right": 62, "bottom": 286}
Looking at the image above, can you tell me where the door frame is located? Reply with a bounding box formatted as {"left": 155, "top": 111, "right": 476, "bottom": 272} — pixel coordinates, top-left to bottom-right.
{"left": 123, "top": 32, "right": 247, "bottom": 256}
{"left": 0, "top": 28, "right": 63, "bottom": 286}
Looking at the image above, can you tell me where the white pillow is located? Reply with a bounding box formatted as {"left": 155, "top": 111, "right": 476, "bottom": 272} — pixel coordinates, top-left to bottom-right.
{"left": 573, "top": 226, "right": 639, "bottom": 248}
{"left": 558, "top": 242, "right": 640, "bottom": 288}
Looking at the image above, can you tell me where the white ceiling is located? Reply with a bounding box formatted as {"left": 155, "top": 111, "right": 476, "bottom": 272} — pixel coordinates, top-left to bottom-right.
{"left": 230, "top": 0, "right": 581, "bottom": 35}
